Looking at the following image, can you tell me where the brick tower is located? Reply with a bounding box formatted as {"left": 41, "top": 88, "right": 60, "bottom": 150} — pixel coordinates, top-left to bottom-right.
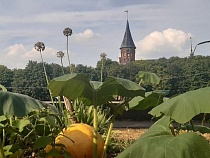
{"left": 119, "top": 19, "right": 136, "bottom": 64}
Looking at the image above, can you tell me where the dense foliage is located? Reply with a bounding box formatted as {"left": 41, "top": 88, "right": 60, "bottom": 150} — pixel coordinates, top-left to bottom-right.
{"left": 1, "top": 55, "right": 210, "bottom": 100}
{"left": 1, "top": 57, "right": 210, "bottom": 157}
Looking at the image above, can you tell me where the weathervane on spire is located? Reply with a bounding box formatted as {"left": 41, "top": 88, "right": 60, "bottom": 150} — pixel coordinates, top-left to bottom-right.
{"left": 125, "top": 10, "right": 128, "bottom": 20}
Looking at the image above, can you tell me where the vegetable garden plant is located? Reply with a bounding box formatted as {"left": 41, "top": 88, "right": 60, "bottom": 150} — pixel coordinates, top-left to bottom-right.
{"left": 1, "top": 72, "right": 210, "bottom": 157}
{"left": 117, "top": 86, "right": 210, "bottom": 158}
{"left": 0, "top": 73, "right": 147, "bottom": 157}
{"left": 47, "top": 73, "right": 146, "bottom": 158}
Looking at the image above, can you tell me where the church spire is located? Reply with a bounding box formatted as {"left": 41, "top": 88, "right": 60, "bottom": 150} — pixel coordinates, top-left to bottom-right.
{"left": 119, "top": 11, "right": 136, "bottom": 64}
{"left": 120, "top": 20, "right": 136, "bottom": 49}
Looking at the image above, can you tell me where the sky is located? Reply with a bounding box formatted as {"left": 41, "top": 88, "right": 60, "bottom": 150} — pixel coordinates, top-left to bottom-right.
{"left": 1, "top": 0, "right": 210, "bottom": 69}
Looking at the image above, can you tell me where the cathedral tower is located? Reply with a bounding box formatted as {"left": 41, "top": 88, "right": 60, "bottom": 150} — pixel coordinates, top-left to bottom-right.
{"left": 119, "top": 19, "right": 136, "bottom": 64}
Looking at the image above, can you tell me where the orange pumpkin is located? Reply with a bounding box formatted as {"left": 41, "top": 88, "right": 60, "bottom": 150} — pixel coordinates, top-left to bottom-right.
{"left": 45, "top": 123, "right": 105, "bottom": 158}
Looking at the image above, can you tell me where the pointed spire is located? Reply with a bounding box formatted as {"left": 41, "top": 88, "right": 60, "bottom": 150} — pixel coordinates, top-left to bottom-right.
{"left": 125, "top": 10, "right": 128, "bottom": 20}
{"left": 120, "top": 20, "right": 136, "bottom": 49}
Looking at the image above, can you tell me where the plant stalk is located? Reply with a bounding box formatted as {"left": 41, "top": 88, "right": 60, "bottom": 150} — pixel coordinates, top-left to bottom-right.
{"left": 190, "top": 120, "right": 195, "bottom": 132}
{"left": 66, "top": 36, "right": 71, "bottom": 73}
{"left": 101, "top": 59, "right": 104, "bottom": 82}
{"left": 93, "top": 105, "right": 98, "bottom": 158}
{"left": 0, "top": 141, "right": 5, "bottom": 158}
{"left": 59, "top": 59, "right": 76, "bottom": 123}
{"left": 102, "top": 111, "right": 117, "bottom": 158}
{"left": 169, "top": 123, "right": 176, "bottom": 136}
{"left": 60, "top": 57, "right": 65, "bottom": 75}
{"left": 2, "top": 128, "right": 5, "bottom": 146}
{"left": 39, "top": 50, "right": 54, "bottom": 105}
{"left": 202, "top": 113, "right": 207, "bottom": 126}
{"left": 63, "top": 96, "right": 77, "bottom": 123}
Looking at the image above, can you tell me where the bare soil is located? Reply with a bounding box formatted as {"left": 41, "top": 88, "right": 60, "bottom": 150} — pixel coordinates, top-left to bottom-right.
{"left": 108, "top": 128, "right": 210, "bottom": 158}
{"left": 112, "top": 128, "right": 210, "bottom": 141}
{"left": 112, "top": 128, "right": 147, "bottom": 141}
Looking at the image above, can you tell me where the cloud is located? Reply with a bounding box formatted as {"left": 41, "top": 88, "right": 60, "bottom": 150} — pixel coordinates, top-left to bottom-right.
{"left": 6, "top": 44, "right": 26, "bottom": 56}
{"left": 2, "top": 44, "right": 29, "bottom": 68}
{"left": 136, "top": 28, "right": 192, "bottom": 59}
{"left": 1, "top": 1, "right": 210, "bottom": 70}
{"left": 2, "top": 44, "right": 61, "bottom": 69}
{"left": 23, "top": 47, "right": 57, "bottom": 59}
{"left": 74, "top": 29, "right": 99, "bottom": 42}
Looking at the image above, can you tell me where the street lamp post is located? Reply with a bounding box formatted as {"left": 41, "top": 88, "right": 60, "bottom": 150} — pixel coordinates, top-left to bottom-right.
{"left": 63, "top": 27, "right": 73, "bottom": 73}
{"left": 190, "top": 37, "right": 210, "bottom": 57}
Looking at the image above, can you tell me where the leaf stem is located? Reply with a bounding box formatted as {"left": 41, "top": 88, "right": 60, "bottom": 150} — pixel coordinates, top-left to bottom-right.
{"left": 93, "top": 105, "right": 98, "bottom": 158}
{"left": 190, "top": 120, "right": 195, "bottom": 132}
{"left": 39, "top": 50, "right": 54, "bottom": 105}
{"left": 202, "top": 113, "right": 207, "bottom": 126}
{"left": 102, "top": 110, "right": 117, "bottom": 158}
{"left": 169, "top": 123, "right": 176, "bottom": 136}
{"left": 0, "top": 141, "right": 5, "bottom": 158}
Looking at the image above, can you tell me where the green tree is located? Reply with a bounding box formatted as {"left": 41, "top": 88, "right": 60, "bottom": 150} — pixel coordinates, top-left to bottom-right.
{"left": 0, "top": 65, "right": 13, "bottom": 91}
{"left": 75, "top": 64, "right": 98, "bottom": 81}
{"left": 11, "top": 61, "right": 50, "bottom": 100}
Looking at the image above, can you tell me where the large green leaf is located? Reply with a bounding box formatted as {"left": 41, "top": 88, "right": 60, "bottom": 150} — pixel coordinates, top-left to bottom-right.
{"left": 117, "top": 116, "right": 210, "bottom": 158}
{"left": 48, "top": 74, "right": 145, "bottom": 106}
{"left": 136, "top": 71, "right": 160, "bottom": 85}
{"left": 181, "top": 124, "right": 210, "bottom": 134}
{"left": 149, "top": 87, "right": 210, "bottom": 124}
{"left": 34, "top": 136, "right": 53, "bottom": 149}
{"left": 98, "top": 77, "right": 145, "bottom": 102}
{"left": 12, "top": 119, "right": 30, "bottom": 132}
{"left": 129, "top": 91, "right": 167, "bottom": 110}
{"left": 48, "top": 73, "right": 95, "bottom": 101}
{"left": 0, "top": 91, "right": 59, "bottom": 117}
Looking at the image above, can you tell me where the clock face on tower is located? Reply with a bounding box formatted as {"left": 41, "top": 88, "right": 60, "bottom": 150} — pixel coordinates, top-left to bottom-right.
{"left": 126, "top": 48, "right": 131, "bottom": 53}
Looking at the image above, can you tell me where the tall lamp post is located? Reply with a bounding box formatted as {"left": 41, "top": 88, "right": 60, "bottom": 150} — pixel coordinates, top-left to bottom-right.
{"left": 63, "top": 27, "right": 73, "bottom": 73}
{"left": 190, "top": 37, "right": 210, "bottom": 57}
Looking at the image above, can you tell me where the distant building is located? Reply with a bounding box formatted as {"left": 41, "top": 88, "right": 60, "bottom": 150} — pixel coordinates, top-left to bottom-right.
{"left": 119, "top": 19, "right": 136, "bottom": 64}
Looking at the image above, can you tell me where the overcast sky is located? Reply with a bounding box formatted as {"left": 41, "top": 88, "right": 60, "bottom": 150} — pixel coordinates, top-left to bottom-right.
{"left": 1, "top": 0, "right": 210, "bottom": 69}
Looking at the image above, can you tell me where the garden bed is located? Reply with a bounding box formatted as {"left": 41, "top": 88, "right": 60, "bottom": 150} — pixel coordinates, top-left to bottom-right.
{"left": 112, "top": 128, "right": 210, "bottom": 142}
{"left": 112, "top": 128, "right": 148, "bottom": 141}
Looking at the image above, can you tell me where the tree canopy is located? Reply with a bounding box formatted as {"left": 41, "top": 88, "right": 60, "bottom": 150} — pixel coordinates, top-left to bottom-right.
{"left": 1, "top": 55, "right": 210, "bottom": 100}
